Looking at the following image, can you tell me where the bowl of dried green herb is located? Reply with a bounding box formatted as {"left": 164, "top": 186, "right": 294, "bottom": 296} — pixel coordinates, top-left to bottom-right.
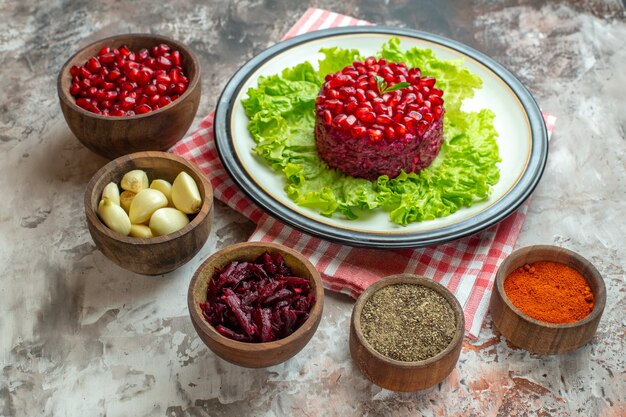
{"left": 349, "top": 274, "right": 464, "bottom": 392}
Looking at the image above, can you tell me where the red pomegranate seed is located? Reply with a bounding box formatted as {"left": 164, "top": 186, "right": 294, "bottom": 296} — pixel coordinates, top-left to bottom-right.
{"left": 384, "top": 126, "right": 396, "bottom": 141}
{"left": 119, "top": 45, "right": 131, "bottom": 56}
{"left": 328, "top": 90, "right": 340, "bottom": 99}
{"left": 415, "top": 121, "right": 428, "bottom": 136}
{"left": 136, "top": 70, "right": 152, "bottom": 86}
{"left": 156, "top": 74, "right": 171, "bottom": 85}
{"left": 120, "top": 96, "right": 136, "bottom": 109}
{"left": 79, "top": 67, "right": 92, "bottom": 79}
{"left": 395, "top": 123, "right": 407, "bottom": 137}
{"left": 99, "top": 53, "right": 115, "bottom": 65}
{"left": 355, "top": 109, "right": 375, "bottom": 123}
{"left": 365, "top": 90, "right": 378, "bottom": 100}
{"left": 134, "top": 104, "right": 152, "bottom": 114}
{"left": 156, "top": 83, "right": 169, "bottom": 95}
{"left": 408, "top": 111, "right": 423, "bottom": 121}
{"left": 429, "top": 95, "right": 443, "bottom": 106}
{"left": 149, "top": 94, "right": 160, "bottom": 105}
{"left": 158, "top": 96, "right": 172, "bottom": 107}
{"left": 110, "top": 109, "right": 126, "bottom": 117}
{"left": 351, "top": 126, "right": 367, "bottom": 138}
{"left": 91, "top": 75, "right": 104, "bottom": 87}
{"left": 322, "top": 110, "right": 332, "bottom": 125}
{"left": 333, "top": 114, "right": 348, "bottom": 128}
{"left": 420, "top": 77, "right": 436, "bottom": 88}
{"left": 170, "top": 50, "right": 181, "bottom": 66}
{"left": 75, "top": 98, "right": 91, "bottom": 109}
{"left": 156, "top": 56, "right": 172, "bottom": 69}
{"left": 137, "top": 48, "right": 149, "bottom": 61}
{"left": 345, "top": 101, "right": 358, "bottom": 114}
{"left": 430, "top": 87, "right": 444, "bottom": 97}
{"left": 368, "top": 128, "right": 383, "bottom": 142}
{"left": 86, "top": 57, "right": 101, "bottom": 73}
{"left": 376, "top": 114, "right": 392, "bottom": 125}
{"left": 70, "top": 83, "right": 81, "bottom": 96}
{"left": 106, "top": 69, "right": 121, "bottom": 81}
{"left": 143, "top": 85, "right": 157, "bottom": 96}
{"left": 433, "top": 105, "right": 444, "bottom": 119}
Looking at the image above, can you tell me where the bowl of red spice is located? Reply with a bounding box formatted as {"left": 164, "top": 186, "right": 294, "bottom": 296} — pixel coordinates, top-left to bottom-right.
{"left": 489, "top": 245, "right": 606, "bottom": 355}
{"left": 350, "top": 274, "right": 465, "bottom": 392}
{"left": 187, "top": 242, "right": 324, "bottom": 368}
{"left": 57, "top": 33, "right": 201, "bottom": 159}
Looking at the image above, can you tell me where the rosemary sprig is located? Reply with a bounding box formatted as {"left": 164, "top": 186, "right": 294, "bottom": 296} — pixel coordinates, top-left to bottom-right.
{"left": 374, "top": 75, "right": 410, "bottom": 95}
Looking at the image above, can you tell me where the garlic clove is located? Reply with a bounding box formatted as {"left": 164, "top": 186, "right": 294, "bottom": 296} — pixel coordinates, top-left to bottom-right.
{"left": 171, "top": 171, "right": 202, "bottom": 214}
{"left": 129, "top": 224, "right": 154, "bottom": 238}
{"left": 121, "top": 170, "right": 149, "bottom": 193}
{"left": 98, "top": 197, "right": 131, "bottom": 235}
{"left": 150, "top": 179, "right": 173, "bottom": 206}
{"left": 102, "top": 182, "right": 120, "bottom": 205}
{"left": 129, "top": 189, "right": 168, "bottom": 224}
{"left": 149, "top": 207, "right": 190, "bottom": 236}
{"left": 120, "top": 190, "right": 136, "bottom": 214}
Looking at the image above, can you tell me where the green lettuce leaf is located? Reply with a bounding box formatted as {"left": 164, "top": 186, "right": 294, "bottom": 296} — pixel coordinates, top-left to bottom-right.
{"left": 241, "top": 37, "right": 500, "bottom": 225}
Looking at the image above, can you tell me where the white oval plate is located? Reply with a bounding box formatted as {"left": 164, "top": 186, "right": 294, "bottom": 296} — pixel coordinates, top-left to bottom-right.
{"left": 214, "top": 27, "right": 548, "bottom": 247}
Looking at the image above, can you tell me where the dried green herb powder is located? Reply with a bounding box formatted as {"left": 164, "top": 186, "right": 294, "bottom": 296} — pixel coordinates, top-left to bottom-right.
{"left": 360, "top": 283, "right": 456, "bottom": 362}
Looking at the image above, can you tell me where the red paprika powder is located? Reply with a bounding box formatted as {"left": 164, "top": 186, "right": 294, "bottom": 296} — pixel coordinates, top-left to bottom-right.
{"left": 503, "top": 261, "right": 594, "bottom": 324}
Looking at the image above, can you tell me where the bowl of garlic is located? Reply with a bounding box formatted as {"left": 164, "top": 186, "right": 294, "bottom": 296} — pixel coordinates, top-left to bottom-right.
{"left": 84, "top": 151, "right": 213, "bottom": 275}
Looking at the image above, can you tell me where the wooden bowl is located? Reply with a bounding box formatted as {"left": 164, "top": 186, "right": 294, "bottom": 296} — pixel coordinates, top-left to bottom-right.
{"left": 84, "top": 151, "right": 213, "bottom": 275}
{"left": 58, "top": 33, "right": 201, "bottom": 159}
{"left": 188, "top": 242, "right": 324, "bottom": 368}
{"left": 350, "top": 274, "right": 464, "bottom": 392}
{"left": 489, "top": 245, "right": 605, "bottom": 355}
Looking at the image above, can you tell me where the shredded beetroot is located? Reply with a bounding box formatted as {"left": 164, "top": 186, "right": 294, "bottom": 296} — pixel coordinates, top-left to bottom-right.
{"left": 200, "top": 252, "right": 315, "bottom": 343}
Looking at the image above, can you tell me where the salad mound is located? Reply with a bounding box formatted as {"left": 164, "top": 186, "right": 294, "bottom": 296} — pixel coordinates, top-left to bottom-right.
{"left": 314, "top": 57, "right": 446, "bottom": 180}
{"left": 242, "top": 37, "right": 500, "bottom": 225}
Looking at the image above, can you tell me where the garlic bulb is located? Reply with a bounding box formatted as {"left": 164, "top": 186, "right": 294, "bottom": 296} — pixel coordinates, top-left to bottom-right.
{"left": 172, "top": 171, "right": 202, "bottom": 214}
{"left": 150, "top": 179, "right": 173, "bottom": 206}
{"left": 149, "top": 207, "right": 190, "bottom": 236}
{"left": 129, "top": 189, "right": 168, "bottom": 224}
{"left": 98, "top": 197, "right": 131, "bottom": 235}
{"left": 121, "top": 170, "right": 149, "bottom": 193}
{"left": 120, "top": 190, "right": 136, "bottom": 213}
{"left": 129, "top": 224, "right": 153, "bottom": 238}
{"left": 102, "top": 182, "right": 120, "bottom": 205}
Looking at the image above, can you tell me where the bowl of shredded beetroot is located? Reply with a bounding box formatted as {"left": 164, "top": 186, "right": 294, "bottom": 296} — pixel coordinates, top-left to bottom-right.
{"left": 187, "top": 242, "right": 324, "bottom": 368}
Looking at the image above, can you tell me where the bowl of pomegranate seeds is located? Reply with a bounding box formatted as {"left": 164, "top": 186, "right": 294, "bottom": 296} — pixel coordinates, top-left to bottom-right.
{"left": 57, "top": 33, "right": 201, "bottom": 159}
{"left": 188, "top": 242, "right": 324, "bottom": 368}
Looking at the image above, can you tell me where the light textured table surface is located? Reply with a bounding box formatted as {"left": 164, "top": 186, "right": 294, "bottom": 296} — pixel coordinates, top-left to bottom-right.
{"left": 1, "top": 1, "right": 624, "bottom": 416}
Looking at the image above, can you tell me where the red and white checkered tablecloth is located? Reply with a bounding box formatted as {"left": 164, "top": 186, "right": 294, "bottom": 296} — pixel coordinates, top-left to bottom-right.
{"left": 171, "top": 8, "right": 557, "bottom": 338}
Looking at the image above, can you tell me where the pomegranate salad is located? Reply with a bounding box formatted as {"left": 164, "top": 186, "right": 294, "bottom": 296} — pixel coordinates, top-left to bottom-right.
{"left": 315, "top": 57, "right": 445, "bottom": 180}
{"left": 242, "top": 37, "right": 500, "bottom": 225}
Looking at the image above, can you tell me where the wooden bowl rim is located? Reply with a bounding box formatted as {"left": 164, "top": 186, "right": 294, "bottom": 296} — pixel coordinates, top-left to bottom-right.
{"left": 351, "top": 274, "right": 465, "bottom": 369}
{"left": 494, "top": 244, "right": 606, "bottom": 329}
{"left": 57, "top": 33, "right": 200, "bottom": 120}
{"left": 187, "top": 241, "right": 324, "bottom": 352}
{"left": 84, "top": 151, "right": 213, "bottom": 244}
